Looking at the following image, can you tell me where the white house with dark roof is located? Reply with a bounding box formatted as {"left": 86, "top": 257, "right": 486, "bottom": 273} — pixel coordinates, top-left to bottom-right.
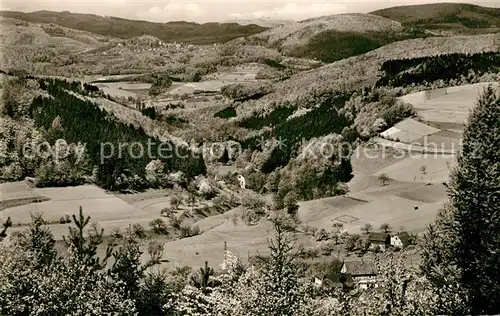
{"left": 391, "top": 231, "right": 411, "bottom": 249}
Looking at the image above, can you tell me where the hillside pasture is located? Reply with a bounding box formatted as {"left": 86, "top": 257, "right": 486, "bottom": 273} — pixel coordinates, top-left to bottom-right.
{"left": 94, "top": 82, "right": 152, "bottom": 98}
{"left": 400, "top": 82, "right": 499, "bottom": 125}
{"left": 167, "top": 66, "right": 263, "bottom": 95}
{"left": 94, "top": 82, "right": 140, "bottom": 98}
{"left": 0, "top": 181, "right": 50, "bottom": 211}
{"left": 1, "top": 184, "right": 150, "bottom": 239}
{"left": 162, "top": 216, "right": 274, "bottom": 268}
{"left": 373, "top": 154, "right": 454, "bottom": 184}
{"left": 298, "top": 189, "right": 444, "bottom": 234}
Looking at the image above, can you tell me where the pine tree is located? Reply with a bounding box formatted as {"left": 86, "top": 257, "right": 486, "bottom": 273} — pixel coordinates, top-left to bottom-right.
{"left": 421, "top": 85, "right": 500, "bottom": 314}
{"left": 190, "top": 261, "right": 215, "bottom": 294}
{"left": 110, "top": 229, "right": 143, "bottom": 299}
{"left": 63, "top": 206, "right": 112, "bottom": 269}
{"left": 16, "top": 212, "right": 57, "bottom": 266}
{"left": 254, "top": 214, "right": 313, "bottom": 315}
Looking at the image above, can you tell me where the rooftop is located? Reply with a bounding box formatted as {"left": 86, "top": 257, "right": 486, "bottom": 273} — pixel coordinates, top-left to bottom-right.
{"left": 368, "top": 232, "right": 390, "bottom": 243}
{"left": 342, "top": 260, "right": 377, "bottom": 276}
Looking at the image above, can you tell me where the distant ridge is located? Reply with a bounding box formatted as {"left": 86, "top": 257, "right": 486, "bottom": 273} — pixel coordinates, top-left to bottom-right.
{"left": 371, "top": 3, "right": 500, "bottom": 28}
{"left": 224, "top": 18, "right": 292, "bottom": 28}
{"left": 0, "top": 10, "right": 268, "bottom": 44}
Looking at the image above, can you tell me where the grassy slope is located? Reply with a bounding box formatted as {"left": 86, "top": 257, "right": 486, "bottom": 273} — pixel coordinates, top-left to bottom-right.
{"left": 371, "top": 3, "right": 500, "bottom": 28}
{"left": 0, "top": 10, "right": 268, "bottom": 45}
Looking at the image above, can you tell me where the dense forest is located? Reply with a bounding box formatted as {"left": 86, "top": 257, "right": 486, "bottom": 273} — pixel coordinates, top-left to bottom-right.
{"left": 238, "top": 106, "right": 295, "bottom": 130}
{"left": 241, "top": 92, "right": 353, "bottom": 171}
{"left": 30, "top": 79, "right": 206, "bottom": 190}
{"left": 376, "top": 51, "right": 500, "bottom": 87}
{"left": 372, "top": 3, "right": 500, "bottom": 28}
{"left": 290, "top": 27, "right": 429, "bottom": 63}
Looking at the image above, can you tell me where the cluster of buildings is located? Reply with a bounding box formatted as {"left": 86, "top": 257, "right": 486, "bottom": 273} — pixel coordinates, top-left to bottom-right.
{"left": 368, "top": 231, "right": 411, "bottom": 252}
{"left": 314, "top": 231, "right": 413, "bottom": 290}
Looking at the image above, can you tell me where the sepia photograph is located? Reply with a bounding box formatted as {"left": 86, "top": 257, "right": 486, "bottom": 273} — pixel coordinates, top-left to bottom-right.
{"left": 0, "top": 0, "right": 499, "bottom": 315}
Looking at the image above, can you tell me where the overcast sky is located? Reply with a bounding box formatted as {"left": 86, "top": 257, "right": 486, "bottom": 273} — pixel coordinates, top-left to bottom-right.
{"left": 2, "top": 0, "right": 500, "bottom": 23}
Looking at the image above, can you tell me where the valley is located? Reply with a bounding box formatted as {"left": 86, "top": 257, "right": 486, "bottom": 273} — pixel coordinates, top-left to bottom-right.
{"left": 1, "top": 78, "right": 489, "bottom": 267}
{"left": 1, "top": 2, "right": 500, "bottom": 314}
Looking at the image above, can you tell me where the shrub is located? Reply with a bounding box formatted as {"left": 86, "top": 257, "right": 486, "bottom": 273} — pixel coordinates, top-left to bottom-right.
{"left": 149, "top": 218, "right": 168, "bottom": 235}
{"left": 361, "top": 224, "right": 373, "bottom": 234}
{"left": 378, "top": 173, "right": 390, "bottom": 186}
{"left": 380, "top": 223, "right": 391, "bottom": 233}
{"left": 131, "top": 224, "right": 147, "bottom": 239}
{"left": 213, "top": 107, "right": 237, "bottom": 119}
{"left": 420, "top": 165, "right": 428, "bottom": 175}
{"left": 245, "top": 171, "right": 267, "bottom": 193}
{"left": 149, "top": 72, "right": 172, "bottom": 96}
{"left": 283, "top": 190, "right": 300, "bottom": 218}
{"left": 321, "top": 241, "right": 337, "bottom": 256}
{"left": 170, "top": 216, "right": 182, "bottom": 230}
{"left": 164, "top": 115, "right": 188, "bottom": 126}
{"left": 241, "top": 192, "right": 267, "bottom": 210}
{"left": 170, "top": 195, "right": 183, "bottom": 210}
{"left": 179, "top": 224, "right": 200, "bottom": 238}
{"left": 346, "top": 234, "right": 361, "bottom": 252}
{"left": 186, "top": 192, "right": 197, "bottom": 207}
{"left": 110, "top": 227, "right": 123, "bottom": 240}
{"left": 381, "top": 102, "right": 416, "bottom": 126}
{"left": 59, "top": 214, "right": 71, "bottom": 224}
{"left": 141, "top": 107, "right": 158, "bottom": 120}
{"left": 315, "top": 228, "right": 330, "bottom": 242}
{"left": 241, "top": 208, "right": 263, "bottom": 226}
{"left": 161, "top": 207, "right": 175, "bottom": 218}
{"left": 299, "top": 246, "right": 320, "bottom": 259}
{"left": 198, "top": 178, "right": 215, "bottom": 199}
{"left": 212, "top": 193, "right": 239, "bottom": 213}
{"left": 262, "top": 59, "right": 285, "bottom": 69}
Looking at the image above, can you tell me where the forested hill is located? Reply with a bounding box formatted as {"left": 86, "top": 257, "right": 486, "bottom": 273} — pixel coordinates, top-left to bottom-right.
{"left": 5, "top": 78, "right": 206, "bottom": 190}
{"left": 376, "top": 51, "right": 500, "bottom": 87}
{"left": 0, "top": 10, "right": 268, "bottom": 44}
{"left": 371, "top": 3, "right": 500, "bottom": 28}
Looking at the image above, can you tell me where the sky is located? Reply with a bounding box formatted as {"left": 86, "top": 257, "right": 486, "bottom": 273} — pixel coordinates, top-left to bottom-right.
{"left": 2, "top": 0, "right": 500, "bottom": 23}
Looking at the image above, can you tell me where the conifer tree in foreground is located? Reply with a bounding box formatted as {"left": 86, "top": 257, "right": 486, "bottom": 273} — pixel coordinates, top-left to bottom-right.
{"left": 421, "top": 85, "right": 500, "bottom": 314}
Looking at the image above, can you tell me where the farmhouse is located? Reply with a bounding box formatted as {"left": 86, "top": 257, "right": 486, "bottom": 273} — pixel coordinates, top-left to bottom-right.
{"left": 313, "top": 276, "right": 343, "bottom": 291}
{"left": 341, "top": 259, "right": 378, "bottom": 289}
{"left": 368, "top": 232, "right": 390, "bottom": 252}
{"left": 391, "top": 231, "right": 411, "bottom": 249}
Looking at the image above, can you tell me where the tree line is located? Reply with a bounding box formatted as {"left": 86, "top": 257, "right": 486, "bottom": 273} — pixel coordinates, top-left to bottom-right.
{"left": 376, "top": 51, "right": 500, "bottom": 87}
